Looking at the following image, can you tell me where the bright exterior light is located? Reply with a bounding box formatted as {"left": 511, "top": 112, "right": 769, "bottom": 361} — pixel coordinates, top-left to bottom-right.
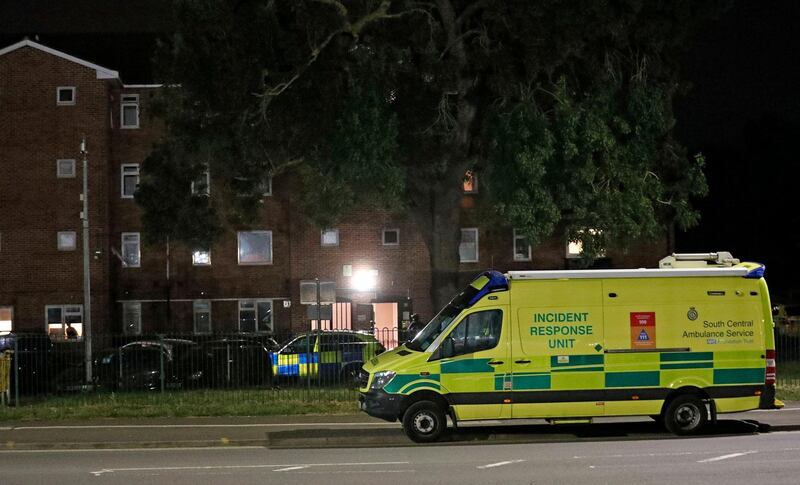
{"left": 352, "top": 269, "right": 378, "bottom": 292}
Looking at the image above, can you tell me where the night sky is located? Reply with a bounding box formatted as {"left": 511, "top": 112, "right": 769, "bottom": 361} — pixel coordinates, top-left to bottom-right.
{"left": 2, "top": 1, "right": 798, "bottom": 300}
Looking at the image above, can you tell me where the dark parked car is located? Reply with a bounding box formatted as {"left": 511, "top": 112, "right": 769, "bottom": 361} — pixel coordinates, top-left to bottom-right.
{"left": 185, "top": 337, "right": 278, "bottom": 389}
{"left": 0, "top": 333, "right": 53, "bottom": 395}
{"left": 95, "top": 339, "right": 197, "bottom": 391}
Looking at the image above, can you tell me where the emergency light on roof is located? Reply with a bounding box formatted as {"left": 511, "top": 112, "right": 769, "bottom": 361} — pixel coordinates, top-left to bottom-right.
{"left": 467, "top": 271, "right": 509, "bottom": 306}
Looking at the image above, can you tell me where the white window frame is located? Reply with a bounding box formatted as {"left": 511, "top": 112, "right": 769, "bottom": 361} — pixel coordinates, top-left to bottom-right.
{"left": 261, "top": 176, "right": 273, "bottom": 197}
{"left": 513, "top": 229, "right": 532, "bottom": 262}
{"left": 57, "top": 159, "right": 76, "bottom": 178}
{"left": 382, "top": 228, "right": 400, "bottom": 246}
{"left": 122, "top": 302, "right": 142, "bottom": 335}
{"left": 120, "top": 94, "right": 140, "bottom": 129}
{"left": 120, "top": 164, "right": 140, "bottom": 199}
{"left": 193, "top": 300, "right": 212, "bottom": 334}
{"left": 56, "top": 86, "right": 75, "bottom": 106}
{"left": 459, "top": 228, "right": 479, "bottom": 263}
{"left": 121, "top": 232, "right": 141, "bottom": 268}
{"left": 45, "top": 304, "right": 83, "bottom": 340}
{"left": 0, "top": 306, "right": 13, "bottom": 333}
{"left": 192, "top": 249, "right": 211, "bottom": 266}
{"left": 238, "top": 299, "right": 274, "bottom": 334}
{"left": 57, "top": 231, "right": 77, "bottom": 251}
{"left": 237, "top": 230, "right": 273, "bottom": 265}
{"left": 321, "top": 228, "right": 339, "bottom": 247}
{"left": 191, "top": 167, "right": 210, "bottom": 196}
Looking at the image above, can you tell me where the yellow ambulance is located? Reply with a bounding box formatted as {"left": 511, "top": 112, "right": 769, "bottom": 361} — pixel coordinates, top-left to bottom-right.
{"left": 358, "top": 252, "right": 780, "bottom": 442}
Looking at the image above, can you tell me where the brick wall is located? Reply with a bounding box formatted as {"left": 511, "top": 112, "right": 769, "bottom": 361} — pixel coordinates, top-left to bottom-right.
{"left": 0, "top": 41, "right": 671, "bottom": 340}
{"left": 0, "top": 45, "right": 111, "bottom": 334}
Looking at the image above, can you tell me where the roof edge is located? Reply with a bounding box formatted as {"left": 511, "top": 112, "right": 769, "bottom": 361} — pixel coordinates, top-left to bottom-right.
{"left": 0, "top": 39, "right": 119, "bottom": 80}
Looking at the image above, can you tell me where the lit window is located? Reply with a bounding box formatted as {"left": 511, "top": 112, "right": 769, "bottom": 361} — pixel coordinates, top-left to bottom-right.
{"left": 238, "top": 299, "right": 273, "bottom": 333}
{"left": 382, "top": 228, "right": 400, "bottom": 246}
{"left": 122, "top": 302, "right": 142, "bottom": 335}
{"left": 237, "top": 231, "right": 272, "bottom": 264}
{"left": 191, "top": 167, "right": 210, "bottom": 196}
{"left": 192, "top": 249, "right": 211, "bottom": 266}
{"left": 463, "top": 170, "right": 478, "bottom": 193}
{"left": 57, "top": 231, "right": 77, "bottom": 251}
{"left": 321, "top": 229, "right": 339, "bottom": 247}
{"left": 46, "top": 305, "right": 83, "bottom": 340}
{"left": 0, "top": 306, "right": 12, "bottom": 333}
{"left": 57, "top": 159, "right": 76, "bottom": 178}
{"left": 56, "top": 87, "right": 75, "bottom": 106}
{"left": 121, "top": 164, "right": 139, "bottom": 198}
{"left": 193, "top": 300, "right": 212, "bottom": 334}
{"left": 513, "top": 229, "right": 532, "bottom": 261}
{"left": 121, "top": 232, "right": 141, "bottom": 267}
{"left": 566, "top": 229, "right": 605, "bottom": 258}
{"left": 459, "top": 228, "right": 479, "bottom": 263}
{"left": 120, "top": 94, "right": 140, "bottom": 128}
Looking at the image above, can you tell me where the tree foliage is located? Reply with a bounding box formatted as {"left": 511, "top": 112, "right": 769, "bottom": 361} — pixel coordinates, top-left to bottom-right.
{"left": 138, "top": 0, "right": 719, "bottom": 304}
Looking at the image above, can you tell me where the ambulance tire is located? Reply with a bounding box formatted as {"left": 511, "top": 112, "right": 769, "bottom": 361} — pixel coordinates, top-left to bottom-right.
{"left": 664, "top": 394, "right": 707, "bottom": 435}
{"left": 402, "top": 401, "right": 446, "bottom": 443}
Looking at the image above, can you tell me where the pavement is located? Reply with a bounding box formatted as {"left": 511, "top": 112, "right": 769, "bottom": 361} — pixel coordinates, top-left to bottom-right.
{"left": 1, "top": 402, "right": 798, "bottom": 450}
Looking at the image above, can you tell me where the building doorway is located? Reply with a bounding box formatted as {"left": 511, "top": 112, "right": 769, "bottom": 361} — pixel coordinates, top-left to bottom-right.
{"left": 372, "top": 302, "right": 398, "bottom": 350}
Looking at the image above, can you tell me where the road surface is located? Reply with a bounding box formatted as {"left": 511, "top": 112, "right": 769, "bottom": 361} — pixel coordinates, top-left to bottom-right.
{"left": 2, "top": 429, "right": 799, "bottom": 484}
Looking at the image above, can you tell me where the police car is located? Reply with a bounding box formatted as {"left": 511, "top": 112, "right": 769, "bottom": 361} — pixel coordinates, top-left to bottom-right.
{"left": 271, "top": 330, "right": 384, "bottom": 384}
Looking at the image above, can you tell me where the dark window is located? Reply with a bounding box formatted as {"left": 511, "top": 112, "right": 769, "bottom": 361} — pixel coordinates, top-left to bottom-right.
{"left": 442, "top": 310, "right": 503, "bottom": 358}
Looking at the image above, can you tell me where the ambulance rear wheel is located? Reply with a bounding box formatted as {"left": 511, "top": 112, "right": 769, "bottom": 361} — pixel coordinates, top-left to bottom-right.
{"left": 664, "top": 395, "right": 707, "bottom": 435}
{"left": 402, "top": 401, "right": 446, "bottom": 443}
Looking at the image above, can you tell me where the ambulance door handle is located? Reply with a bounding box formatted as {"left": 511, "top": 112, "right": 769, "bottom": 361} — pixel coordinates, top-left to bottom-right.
{"left": 488, "top": 361, "right": 504, "bottom": 366}
{"left": 515, "top": 359, "right": 531, "bottom": 364}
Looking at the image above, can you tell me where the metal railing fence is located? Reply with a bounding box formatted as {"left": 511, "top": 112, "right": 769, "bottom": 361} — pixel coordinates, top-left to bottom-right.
{"left": 0, "top": 328, "right": 403, "bottom": 406}
{"left": 1, "top": 324, "right": 799, "bottom": 407}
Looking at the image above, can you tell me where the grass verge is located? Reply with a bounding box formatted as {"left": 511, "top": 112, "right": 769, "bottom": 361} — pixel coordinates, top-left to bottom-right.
{"left": 777, "top": 361, "right": 800, "bottom": 401}
{"left": 0, "top": 388, "right": 360, "bottom": 421}
{"left": 3, "top": 365, "right": 799, "bottom": 422}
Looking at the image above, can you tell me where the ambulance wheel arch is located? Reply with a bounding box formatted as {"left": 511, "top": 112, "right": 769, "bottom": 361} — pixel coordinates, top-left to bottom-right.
{"left": 399, "top": 390, "right": 449, "bottom": 422}
{"left": 660, "top": 387, "right": 713, "bottom": 434}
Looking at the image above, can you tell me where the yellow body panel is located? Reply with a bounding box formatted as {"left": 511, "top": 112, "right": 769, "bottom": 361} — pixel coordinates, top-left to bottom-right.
{"left": 362, "top": 264, "right": 773, "bottom": 426}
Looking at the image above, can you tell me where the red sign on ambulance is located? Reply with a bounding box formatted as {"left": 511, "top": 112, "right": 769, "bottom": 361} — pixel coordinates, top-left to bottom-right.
{"left": 630, "top": 311, "right": 656, "bottom": 349}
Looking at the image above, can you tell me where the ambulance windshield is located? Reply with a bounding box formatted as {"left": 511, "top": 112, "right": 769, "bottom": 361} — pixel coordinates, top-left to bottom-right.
{"left": 406, "top": 286, "right": 478, "bottom": 352}
{"left": 407, "top": 271, "right": 508, "bottom": 352}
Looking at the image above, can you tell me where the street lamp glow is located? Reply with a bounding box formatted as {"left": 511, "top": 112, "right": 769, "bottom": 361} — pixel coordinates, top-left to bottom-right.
{"left": 352, "top": 269, "right": 378, "bottom": 292}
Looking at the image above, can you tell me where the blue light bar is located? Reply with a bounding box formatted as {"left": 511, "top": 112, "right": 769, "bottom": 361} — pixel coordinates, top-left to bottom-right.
{"left": 467, "top": 270, "right": 509, "bottom": 306}
{"left": 744, "top": 264, "right": 765, "bottom": 279}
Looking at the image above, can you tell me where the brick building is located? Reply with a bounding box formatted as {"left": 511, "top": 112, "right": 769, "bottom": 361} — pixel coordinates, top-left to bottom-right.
{"left": 0, "top": 40, "right": 669, "bottom": 343}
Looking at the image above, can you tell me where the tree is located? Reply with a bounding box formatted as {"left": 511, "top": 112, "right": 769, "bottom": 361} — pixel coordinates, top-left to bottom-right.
{"left": 139, "top": 0, "right": 714, "bottom": 309}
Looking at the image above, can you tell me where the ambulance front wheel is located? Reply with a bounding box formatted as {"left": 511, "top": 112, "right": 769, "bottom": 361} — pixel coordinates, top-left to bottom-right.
{"left": 402, "top": 401, "right": 446, "bottom": 443}
{"left": 664, "top": 394, "right": 708, "bottom": 435}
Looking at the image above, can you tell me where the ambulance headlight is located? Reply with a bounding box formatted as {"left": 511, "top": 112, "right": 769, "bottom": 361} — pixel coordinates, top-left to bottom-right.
{"left": 370, "top": 370, "right": 396, "bottom": 390}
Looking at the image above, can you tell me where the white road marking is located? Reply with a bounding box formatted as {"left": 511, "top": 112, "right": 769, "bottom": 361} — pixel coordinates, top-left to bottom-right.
{"left": 698, "top": 451, "right": 757, "bottom": 463}
{"left": 752, "top": 407, "right": 800, "bottom": 412}
{"left": 90, "top": 461, "right": 409, "bottom": 476}
{"left": 477, "top": 459, "right": 525, "bottom": 469}
{"left": 9, "top": 422, "right": 395, "bottom": 430}
{"left": 274, "top": 466, "right": 309, "bottom": 472}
